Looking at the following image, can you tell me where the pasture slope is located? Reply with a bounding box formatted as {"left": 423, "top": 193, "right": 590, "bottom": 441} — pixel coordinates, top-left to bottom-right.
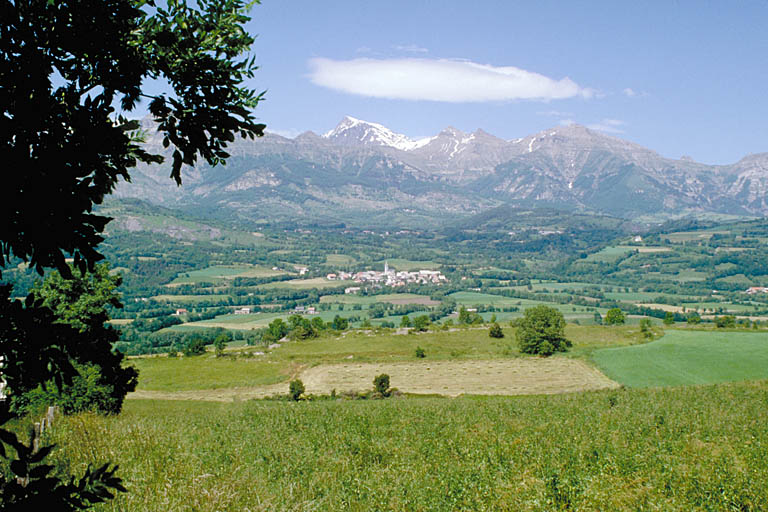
{"left": 52, "top": 383, "right": 768, "bottom": 511}
{"left": 593, "top": 330, "right": 768, "bottom": 387}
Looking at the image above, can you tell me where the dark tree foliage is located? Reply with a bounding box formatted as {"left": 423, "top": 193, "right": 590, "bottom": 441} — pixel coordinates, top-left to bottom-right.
{"left": 488, "top": 323, "right": 504, "bottom": 338}
{"left": 1, "top": 0, "right": 265, "bottom": 276}
{"left": 288, "top": 379, "right": 305, "bottom": 401}
{"left": 373, "top": 374, "right": 390, "bottom": 396}
{"left": 10, "top": 264, "right": 138, "bottom": 415}
{"left": 0, "top": 0, "right": 265, "bottom": 507}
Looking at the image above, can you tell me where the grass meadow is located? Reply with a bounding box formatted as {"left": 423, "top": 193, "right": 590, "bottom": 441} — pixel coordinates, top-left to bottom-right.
{"left": 48, "top": 382, "right": 768, "bottom": 511}
{"left": 593, "top": 330, "right": 768, "bottom": 387}
{"left": 169, "top": 264, "right": 286, "bottom": 285}
{"left": 129, "top": 325, "right": 649, "bottom": 393}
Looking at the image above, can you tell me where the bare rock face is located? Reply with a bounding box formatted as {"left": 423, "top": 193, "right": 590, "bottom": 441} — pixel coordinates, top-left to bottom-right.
{"left": 115, "top": 116, "right": 768, "bottom": 221}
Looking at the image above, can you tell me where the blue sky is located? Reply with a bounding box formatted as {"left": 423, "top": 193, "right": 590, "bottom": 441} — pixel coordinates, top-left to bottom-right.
{"left": 242, "top": 0, "right": 767, "bottom": 164}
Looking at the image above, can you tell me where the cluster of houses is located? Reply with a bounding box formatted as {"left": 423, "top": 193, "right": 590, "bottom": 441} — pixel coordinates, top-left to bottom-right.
{"left": 745, "top": 287, "right": 768, "bottom": 295}
{"left": 327, "top": 262, "right": 447, "bottom": 292}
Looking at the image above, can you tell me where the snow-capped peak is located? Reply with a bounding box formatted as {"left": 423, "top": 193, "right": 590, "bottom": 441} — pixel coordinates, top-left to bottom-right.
{"left": 323, "top": 115, "right": 426, "bottom": 151}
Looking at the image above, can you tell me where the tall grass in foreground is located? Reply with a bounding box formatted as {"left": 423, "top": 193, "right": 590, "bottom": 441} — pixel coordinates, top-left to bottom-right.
{"left": 47, "top": 382, "right": 768, "bottom": 511}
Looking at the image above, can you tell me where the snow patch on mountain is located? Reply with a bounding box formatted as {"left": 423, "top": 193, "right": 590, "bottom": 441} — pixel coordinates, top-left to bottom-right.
{"left": 323, "top": 115, "right": 428, "bottom": 151}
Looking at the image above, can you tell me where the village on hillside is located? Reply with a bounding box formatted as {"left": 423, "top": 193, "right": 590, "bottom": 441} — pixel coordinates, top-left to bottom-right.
{"left": 327, "top": 262, "right": 447, "bottom": 293}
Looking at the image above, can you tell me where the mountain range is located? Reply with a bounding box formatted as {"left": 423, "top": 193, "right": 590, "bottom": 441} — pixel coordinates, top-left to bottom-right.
{"left": 114, "top": 116, "right": 768, "bottom": 227}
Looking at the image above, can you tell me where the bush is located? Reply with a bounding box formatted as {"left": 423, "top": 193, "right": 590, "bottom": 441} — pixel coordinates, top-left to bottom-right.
{"left": 687, "top": 312, "right": 702, "bottom": 325}
{"left": 289, "top": 379, "right": 305, "bottom": 401}
{"left": 515, "top": 305, "right": 571, "bottom": 356}
{"left": 605, "top": 308, "right": 626, "bottom": 326}
{"left": 639, "top": 318, "right": 653, "bottom": 339}
{"left": 663, "top": 312, "right": 675, "bottom": 326}
{"left": 412, "top": 315, "right": 430, "bottom": 332}
{"left": 331, "top": 315, "right": 349, "bottom": 331}
{"left": 183, "top": 337, "right": 207, "bottom": 356}
{"left": 715, "top": 315, "right": 736, "bottom": 328}
{"left": 213, "top": 333, "right": 229, "bottom": 357}
{"left": 415, "top": 347, "right": 426, "bottom": 358}
{"left": 373, "top": 374, "right": 390, "bottom": 395}
{"left": 488, "top": 323, "right": 504, "bottom": 338}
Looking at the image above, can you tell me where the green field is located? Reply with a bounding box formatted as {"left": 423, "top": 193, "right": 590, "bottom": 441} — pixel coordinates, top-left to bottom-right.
{"left": 449, "top": 291, "right": 608, "bottom": 320}
{"left": 378, "top": 258, "right": 441, "bottom": 271}
{"left": 169, "top": 264, "right": 286, "bottom": 285}
{"left": 319, "top": 293, "right": 437, "bottom": 305}
{"left": 584, "top": 246, "right": 633, "bottom": 262}
{"left": 130, "top": 356, "right": 291, "bottom": 391}
{"left": 50, "top": 383, "right": 768, "bottom": 511}
{"left": 593, "top": 330, "right": 768, "bottom": 387}
{"left": 131, "top": 325, "right": 646, "bottom": 393}
{"left": 326, "top": 253, "right": 356, "bottom": 265}
{"left": 257, "top": 277, "right": 345, "bottom": 290}
{"left": 151, "top": 294, "right": 233, "bottom": 303}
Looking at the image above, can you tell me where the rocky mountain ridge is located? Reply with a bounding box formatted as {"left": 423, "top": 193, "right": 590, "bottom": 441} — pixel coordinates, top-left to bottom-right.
{"left": 115, "top": 116, "right": 768, "bottom": 226}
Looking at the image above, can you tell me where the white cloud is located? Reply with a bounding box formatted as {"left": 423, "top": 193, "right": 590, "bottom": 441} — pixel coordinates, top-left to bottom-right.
{"left": 586, "top": 119, "right": 625, "bottom": 134}
{"left": 393, "top": 44, "right": 429, "bottom": 54}
{"left": 539, "top": 110, "right": 574, "bottom": 117}
{"left": 308, "top": 57, "right": 593, "bottom": 102}
{"left": 623, "top": 88, "right": 637, "bottom": 97}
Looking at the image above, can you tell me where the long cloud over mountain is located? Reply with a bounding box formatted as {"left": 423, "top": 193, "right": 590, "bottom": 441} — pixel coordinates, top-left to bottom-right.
{"left": 308, "top": 57, "right": 594, "bottom": 102}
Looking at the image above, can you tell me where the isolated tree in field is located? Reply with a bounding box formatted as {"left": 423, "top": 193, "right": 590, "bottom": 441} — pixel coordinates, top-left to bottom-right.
{"left": 289, "top": 379, "right": 305, "bottom": 401}
{"left": 0, "top": 0, "right": 265, "bottom": 505}
{"left": 516, "top": 305, "right": 571, "bottom": 356}
{"left": 415, "top": 346, "right": 426, "bottom": 358}
{"left": 400, "top": 315, "right": 412, "bottom": 328}
{"left": 593, "top": 311, "right": 603, "bottom": 325}
{"left": 489, "top": 323, "right": 504, "bottom": 338}
{"left": 373, "top": 374, "right": 390, "bottom": 395}
{"left": 663, "top": 312, "right": 675, "bottom": 326}
{"left": 412, "top": 315, "right": 430, "bottom": 332}
{"left": 604, "top": 308, "right": 626, "bottom": 326}
{"left": 213, "top": 334, "right": 228, "bottom": 357}
{"left": 331, "top": 315, "right": 349, "bottom": 331}
{"left": 639, "top": 318, "right": 653, "bottom": 339}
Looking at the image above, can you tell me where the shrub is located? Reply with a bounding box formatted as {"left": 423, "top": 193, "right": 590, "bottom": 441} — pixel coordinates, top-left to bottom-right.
{"left": 400, "top": 315, "right": 412, "bottom": 328}
{"left": 639, "top": 318, "right": 653, "bottom": 339}
{"left": 373, "top": 374, "right": 390, "bottom": 395}
{"left": 515, "top": 305, "right": 571, "bottom": 356}
{"left": 183, "top": 338, "right": 207, "bottom": 356}
{"left": 213, "top": 334, "right": 229, "bottom": 357}
{"left": 488, "top": 323, "right": 504, "bottom": 338}
{"left": 289, "top": 379, "right": 305, "bottom": 401}
{"left": 412, "top": 315, "right": 430, "bottom": 332}
{"left": 686, "top": 313, "right": 701, "bottom": 325}
{"left": 331, "top": 315, "right": 349, "bottom": 331}
{"left": 663, "top": 312, "right": 675, "bottom": 326}
{"left": 415, "top": 347, "right": 426, "bottom": 358}
{"left": 605, "top": 308, "right": 626, "bottom": 326}
{"left": 715, "top": 315, "right": 736, "bottom": 328}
